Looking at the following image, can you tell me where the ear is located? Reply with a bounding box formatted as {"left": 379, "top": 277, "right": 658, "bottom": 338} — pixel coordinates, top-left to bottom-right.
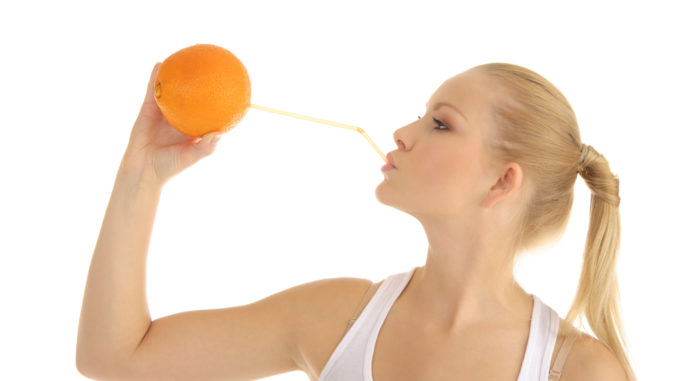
{"left": 483, "top": 163, "right": 523, "bottom": 208}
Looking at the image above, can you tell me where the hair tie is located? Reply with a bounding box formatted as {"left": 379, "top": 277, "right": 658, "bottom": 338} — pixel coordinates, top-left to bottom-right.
{"left": 577, "top": 144, "right": 589, "bottom": 173}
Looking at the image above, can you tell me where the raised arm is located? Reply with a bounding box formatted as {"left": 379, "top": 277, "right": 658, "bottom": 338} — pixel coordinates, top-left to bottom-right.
{"left": 75, "top": 62, "right": 224, "bottom": 377}
{"left": 75, "top": 163, "right": 162, "bottom": 376}
{"left": 74, "top": 165, "right": 372, "bottom": 380}
{"left": 75, "top": 62, "right": 377, "bottom": 381}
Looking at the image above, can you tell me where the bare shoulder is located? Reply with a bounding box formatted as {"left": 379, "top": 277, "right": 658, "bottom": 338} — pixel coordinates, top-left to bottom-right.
{"left": 288, "top": 275, "right": 375, "bottom": 316}
{"left": 289, "top": 274, "right": 384, "bottom": 328}
{"left": 288, "top": 275, "right": 383, "bottom": 378}
{"left": 560, "top": 332, "right": 629, "bottom": 381}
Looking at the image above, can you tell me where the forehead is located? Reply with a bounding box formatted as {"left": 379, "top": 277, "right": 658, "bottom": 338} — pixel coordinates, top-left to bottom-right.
{"left": 428, "top": 70, "right": 501, "bottom": 130}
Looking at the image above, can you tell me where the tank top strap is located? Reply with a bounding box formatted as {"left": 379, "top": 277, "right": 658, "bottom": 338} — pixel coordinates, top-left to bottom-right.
{"left": 346, "top": 281, "right": 380, "bottom": 332}
{"left": 317, "top": 267, "right": 417, "bottom": 381}
{"left": 548, "top": 330, "right": 580, "bottom": 380}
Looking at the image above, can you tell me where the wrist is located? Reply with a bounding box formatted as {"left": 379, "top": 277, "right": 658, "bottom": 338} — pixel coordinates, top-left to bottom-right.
{"left": 116, "top": 159, "right": 164, "bottom": 192}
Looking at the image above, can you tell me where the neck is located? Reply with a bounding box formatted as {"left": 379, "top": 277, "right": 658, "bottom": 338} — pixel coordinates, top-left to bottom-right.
{"left": 405, "top": 218, "right": 532, "bottom": 333}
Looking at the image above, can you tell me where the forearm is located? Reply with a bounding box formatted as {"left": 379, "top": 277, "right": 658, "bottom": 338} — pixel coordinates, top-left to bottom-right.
{"left": 76, "top": 163, "right": 162, "bottom": 373}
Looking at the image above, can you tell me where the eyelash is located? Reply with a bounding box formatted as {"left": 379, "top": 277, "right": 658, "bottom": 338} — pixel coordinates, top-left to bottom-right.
{"left": 417, "top": 115, "right": 449, "bottom": 130}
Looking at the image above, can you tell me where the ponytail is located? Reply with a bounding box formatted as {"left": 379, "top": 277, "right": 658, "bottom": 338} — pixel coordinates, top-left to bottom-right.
{"left": 564, "top": 144, "right": 635, "bottom": 380}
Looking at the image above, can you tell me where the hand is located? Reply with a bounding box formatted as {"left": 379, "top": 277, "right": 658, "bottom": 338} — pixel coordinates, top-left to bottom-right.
{"left": 120, "top": 62, "right": 223, "bottom": 187}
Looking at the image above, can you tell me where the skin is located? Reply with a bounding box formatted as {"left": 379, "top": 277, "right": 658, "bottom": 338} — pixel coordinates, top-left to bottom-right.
{"left": 77, "top": 63, "right": 628, "bottom": 381}
{"left": 363, "top": 69, "right": 629, "bottom": 380}
{"left": 375, "top": 68, "right": 534, "bottom": 334}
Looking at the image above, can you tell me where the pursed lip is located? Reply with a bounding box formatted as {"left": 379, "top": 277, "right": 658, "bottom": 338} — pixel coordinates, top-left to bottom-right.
{"left": 386, "top": 152, "right": 397, "bottom": 168}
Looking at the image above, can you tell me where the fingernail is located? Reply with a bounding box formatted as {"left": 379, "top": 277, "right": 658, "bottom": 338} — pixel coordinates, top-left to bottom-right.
{"left": 203, "top": 132, "right": 221, "bottom": 144}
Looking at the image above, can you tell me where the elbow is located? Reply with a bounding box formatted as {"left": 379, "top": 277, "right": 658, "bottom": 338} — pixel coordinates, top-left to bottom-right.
{"left": 76, "top": 362, "right": 131, "bottom": 381}
{"left": 76, "top": 352, "right": 109, "bottom": 381}
{"left": 76, "top": 350, "right": 133, "bottom": 381}
{"left": 76, "top": 358, "right": 103, "bottom": 380}
{"left": 76, "top": 341, "right": 103, "bottom": 379}
{"left": 75, "top": 346, "right": 95, "bottom": 378}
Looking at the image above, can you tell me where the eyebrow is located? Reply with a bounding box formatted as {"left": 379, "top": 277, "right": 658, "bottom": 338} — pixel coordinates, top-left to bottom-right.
{"left": 426, "top": 101, "right": 468, "bottom": 122}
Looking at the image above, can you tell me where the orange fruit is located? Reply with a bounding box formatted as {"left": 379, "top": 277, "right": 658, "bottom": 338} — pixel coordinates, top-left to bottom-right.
{"left": 154, "top": 43, "right": 251, "bottom": 137}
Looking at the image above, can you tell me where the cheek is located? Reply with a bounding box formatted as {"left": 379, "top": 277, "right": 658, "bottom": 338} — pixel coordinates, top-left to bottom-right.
{"left": 417, "top": 147, "right": 482, "bottom": 195}
{"left": 422, "top": 142, "right": 474, "bottom": 173}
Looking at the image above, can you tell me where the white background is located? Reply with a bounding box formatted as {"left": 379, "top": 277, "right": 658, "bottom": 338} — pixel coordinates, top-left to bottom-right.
{"left": 1, "top": 1, "right": 675, "bottom": 380}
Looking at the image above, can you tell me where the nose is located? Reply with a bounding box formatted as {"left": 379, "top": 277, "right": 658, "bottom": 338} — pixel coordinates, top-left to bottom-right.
{"left": 394, "top": 128, "right": 407, "bottom": 150}
{"left": 393, "top": 121, "right": 413, "bottom": 150}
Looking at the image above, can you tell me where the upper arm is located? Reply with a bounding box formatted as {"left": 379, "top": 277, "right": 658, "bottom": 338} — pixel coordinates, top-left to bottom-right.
{"left": 100, "top": 276, "right": 372, "bottom": 381}
{"left": 559, "top": 334, "right": 629, "bottom": 381}
{"left": 122, "top": 290, "right": 300, "bottom": 381}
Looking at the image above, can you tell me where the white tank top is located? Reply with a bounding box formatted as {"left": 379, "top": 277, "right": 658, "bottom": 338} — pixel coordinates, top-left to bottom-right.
{"left": 317, "top": 267, "right": 562, "bottom": 381}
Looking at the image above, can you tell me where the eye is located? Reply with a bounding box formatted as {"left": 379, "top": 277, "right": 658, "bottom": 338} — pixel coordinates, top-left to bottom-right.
{"left": 417, "top": 115, "right": 449, "bottom": 130}
{"left": 432, "top": 117, "right": 449, "bottom": 130}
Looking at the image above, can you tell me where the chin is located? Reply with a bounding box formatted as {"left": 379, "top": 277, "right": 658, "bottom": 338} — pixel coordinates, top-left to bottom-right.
{"left": 374, "top": 183, "right": 407, "bottom": 212}
{"left": 375, "top": 183, "right": 398, "bottom": 208}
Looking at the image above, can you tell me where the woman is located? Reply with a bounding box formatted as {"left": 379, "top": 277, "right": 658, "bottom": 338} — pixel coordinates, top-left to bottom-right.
{"left": 76, "top": 62, "right": 635, "bottom": 381}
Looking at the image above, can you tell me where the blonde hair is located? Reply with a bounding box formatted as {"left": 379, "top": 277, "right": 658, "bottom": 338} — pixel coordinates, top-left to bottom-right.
{"left": 473, "top": 63, "right": 635, "bottom": 380}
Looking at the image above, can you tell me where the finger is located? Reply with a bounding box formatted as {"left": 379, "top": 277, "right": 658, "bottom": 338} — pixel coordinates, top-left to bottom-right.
{"left": 193, "top": 131, "right": 223, "bottom": 148}
{"left": 180, "top": 132, "right": 222, "bottom": 168}
{"left": 197, "top": 132, "right": 223, "bottom": 145}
